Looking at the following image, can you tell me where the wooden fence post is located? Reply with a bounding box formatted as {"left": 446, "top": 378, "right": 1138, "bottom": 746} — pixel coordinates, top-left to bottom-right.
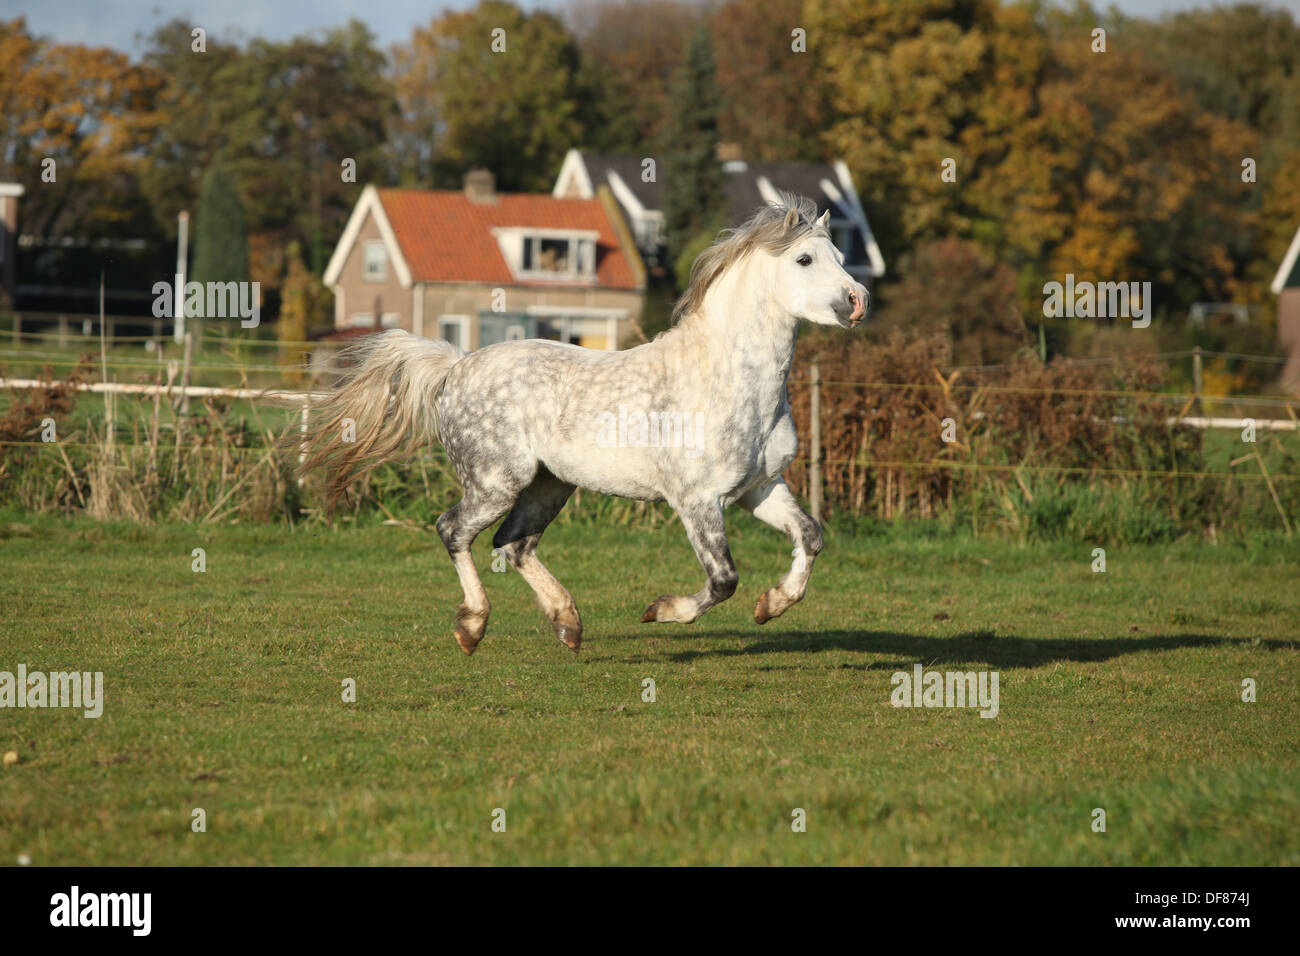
{"left": 298, "top": 395, "right": 309, "bottom": 489}
{"left": 99, "top": 275, "right": 113, "bottom": 451}
{"left": 179, "top": 330, "right": 194, "bottom": 414}
{"left": 1193, "top": 346, "right": 1204, "bottom": 417}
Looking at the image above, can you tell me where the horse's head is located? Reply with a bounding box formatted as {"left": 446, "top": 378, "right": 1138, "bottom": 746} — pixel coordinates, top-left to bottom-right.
{"left": 764, "top": 204, "right": 869, "bottom": 329}
{"left": 671, "top": 194, "right": 870, "bottom": 331}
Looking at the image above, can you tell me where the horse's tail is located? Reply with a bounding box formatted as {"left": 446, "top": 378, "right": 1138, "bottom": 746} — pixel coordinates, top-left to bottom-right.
{"left": 291, "top": 329, "right": 463, "bottom": 507}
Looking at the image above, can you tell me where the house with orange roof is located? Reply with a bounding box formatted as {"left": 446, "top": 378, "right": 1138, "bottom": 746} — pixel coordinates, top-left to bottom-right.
{"left": 322, "top": 170, "right": 645, "bottom": 352}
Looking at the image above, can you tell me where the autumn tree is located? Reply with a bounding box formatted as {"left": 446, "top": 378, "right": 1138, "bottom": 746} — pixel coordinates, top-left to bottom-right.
{"left": 880, "top": 238, "right": 1028, "bottom": 366}
{"left": 191, "top": 165, "right": 249, "bottom": 341}
{"left": 1127, "top": 3, "right": 1300, "bottom": 298}
{"left": 661, "top": 26, "right": 727, "bottom": 272}
{"left": 143, "top": 19, "right": 393, "bottom": 276}
{"left": 809, "top": 0, "right": 996, "bottom": 256}
{"left": 192, "top": 165, "right": 248, "bottom": 283}
{"left": 711, "top": 0, "right": 829, "bottom": 162}
{"left": 1128, "top": 4, "right": 1300, "bottom": 153}
{"left": 812, "top": 0, "right": 1261, "bottom": 326}
{"left": 249, "top": 23, "right": 393, "bottom": 272}
{"left": 138, "top": 19, "right": 244, "bottom": 240}
{"left": 0, "top": 17, "right": 164, "bottom": 240}
{"left": 278, "top": 241, "right": 328, "bottom": 381}
{"left": 564, "top": 0, "right": 707, "bottom": 154}
{"left": 1034, "top": 7, "right": 1257, "bottom": 315}
{"left": 391, "top": 1, "right": 583, "bottom": 192}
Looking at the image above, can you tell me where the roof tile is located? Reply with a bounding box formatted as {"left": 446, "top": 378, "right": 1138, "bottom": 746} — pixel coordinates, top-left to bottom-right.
{"left": 377, "top": 189, "right": 640, "bottom": 290}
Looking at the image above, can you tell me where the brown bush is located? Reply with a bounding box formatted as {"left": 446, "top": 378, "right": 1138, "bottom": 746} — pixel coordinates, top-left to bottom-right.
{"left": 785, "top": 330, "right": 1199, "bottom": 521}
{"left": 0, "top": 356, "right": 94, "bottom": 450}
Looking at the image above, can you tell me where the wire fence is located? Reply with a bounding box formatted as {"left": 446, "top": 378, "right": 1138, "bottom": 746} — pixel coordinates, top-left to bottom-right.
{"left": 2, "top": 326, "right": 1290, "bottom": 366}
{"left": 2, "top": 375, "right": 1296, "bottom": 466}
{"left": 2, "top": 341, "right": 1298, "bottom": 532}
{"left": 3, "top": 357, "right": 1295, "bottom": 405}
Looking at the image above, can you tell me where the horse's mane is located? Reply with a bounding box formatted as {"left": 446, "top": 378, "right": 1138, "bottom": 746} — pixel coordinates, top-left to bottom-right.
{"left": 670, "top": 192, "right": 829, "bottom": 327}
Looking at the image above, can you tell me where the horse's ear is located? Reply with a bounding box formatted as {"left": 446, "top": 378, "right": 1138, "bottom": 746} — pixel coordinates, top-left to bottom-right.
{"left": 817, "top": 209, "right": 830, "bottom": 230}
{"left": 783, "top": 207, "right": 800, "bottom": 232}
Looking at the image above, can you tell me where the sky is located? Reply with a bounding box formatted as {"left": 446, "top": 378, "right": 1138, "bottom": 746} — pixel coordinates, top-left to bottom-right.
{"left": 4, "top": 0, "right": 1297, "bottom": 56}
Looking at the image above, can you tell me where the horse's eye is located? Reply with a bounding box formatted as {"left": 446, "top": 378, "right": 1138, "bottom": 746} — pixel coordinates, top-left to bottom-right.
{"left": 796, "top": 254, "right": 812, "bottom": 266}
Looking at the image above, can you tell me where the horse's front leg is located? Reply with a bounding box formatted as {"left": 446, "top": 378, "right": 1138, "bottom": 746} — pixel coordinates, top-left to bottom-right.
{"left": 640, "top": 498, "right": 737, "bottom": 624}
{"left": 738, "top": 478, "right": 824, "bottom": 624}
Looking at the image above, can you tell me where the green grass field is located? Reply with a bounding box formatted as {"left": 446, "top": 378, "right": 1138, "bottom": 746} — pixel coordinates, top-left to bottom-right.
{"left": 1, "top": 512, "right": 1297, "bottom": 865}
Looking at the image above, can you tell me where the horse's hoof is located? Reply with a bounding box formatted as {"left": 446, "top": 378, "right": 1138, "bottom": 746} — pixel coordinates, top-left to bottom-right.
{"left": 454, "top": 628, "right": 482, "bottom": 655}
{"left": 755, "top": 589, "right": 792, "bottom": 625}
{"left": 454, "top": 605, "right": 487, "bottom": 655}
{"left": 554, "top": 622, "right": 582, "bottom": 652}
{"left": 641, "top": 595, "right": 670, "bottom": 623}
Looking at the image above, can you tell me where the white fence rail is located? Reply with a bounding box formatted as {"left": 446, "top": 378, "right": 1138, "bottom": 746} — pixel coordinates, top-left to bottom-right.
{"left": 0, "top": 377, "right": 326, "bottom": 402}
{"left": 0, "top": 378, "right": 1294, "bottom": 431}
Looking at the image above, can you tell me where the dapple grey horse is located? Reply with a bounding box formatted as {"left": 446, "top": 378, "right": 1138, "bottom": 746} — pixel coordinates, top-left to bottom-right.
{"left": 298, "top": 194, "right": 868, "bottom": 654}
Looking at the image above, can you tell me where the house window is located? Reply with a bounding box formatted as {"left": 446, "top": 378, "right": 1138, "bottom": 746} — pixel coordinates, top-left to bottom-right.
{"left": 519, "top": 235, "right": 596, "bottom": 279}
{"left": 568, "top": 316, "right": 609, "bottom": 349}
{"left": 363, "top": 240, "right": 387, "bottom": 282}
{"left": 478, "top": 312, "right": 532, "bottom": 348}
{"left": 635, "top": 214, "right": 664, "bottom": 251}
{"left": 348, "top": 312, "right": 374, "bottom": 328}
{"left": 535, "top": 315, "right": 611, "bottom": 350}
{"left": 381, "top": 312, "right": 400, "bottom": 328}
{"left": 437, "top": 314, "right": 470, "bottom": 350}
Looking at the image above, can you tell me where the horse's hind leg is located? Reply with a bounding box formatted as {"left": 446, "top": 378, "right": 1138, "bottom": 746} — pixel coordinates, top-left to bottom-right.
{"left": 640, "top": 498, "right": 738, "bottom": 624}
{"left": 436, "top": 486, "right": 519, "bottom": 656}
{"left": 492, "top": 471, "right": 580, "bottom": 651}
{"left": 738, "top": 478, "right": 823, "bottom": 624}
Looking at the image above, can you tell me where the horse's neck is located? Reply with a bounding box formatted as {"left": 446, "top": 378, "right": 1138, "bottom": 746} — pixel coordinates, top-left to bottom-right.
{"left": 673, "top": 263, "right": 798, "bottom": 414}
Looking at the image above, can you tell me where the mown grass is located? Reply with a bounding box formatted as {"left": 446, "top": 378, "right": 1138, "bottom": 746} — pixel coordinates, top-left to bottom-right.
{"left": 0, "top": 511, "right": 1297, "bottom": 865}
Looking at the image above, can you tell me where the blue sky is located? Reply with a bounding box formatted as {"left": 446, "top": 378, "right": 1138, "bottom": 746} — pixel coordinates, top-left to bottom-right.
{"left": 4, "top": 0, "right": 1294, "bottom": 55}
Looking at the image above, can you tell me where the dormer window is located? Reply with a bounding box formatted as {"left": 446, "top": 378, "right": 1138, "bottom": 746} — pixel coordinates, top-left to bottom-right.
{"left": 363, "top": 240, "right": 387, "bottom": 282}
{"left": 518, "top": 233, "right": 596, "bottom": 279}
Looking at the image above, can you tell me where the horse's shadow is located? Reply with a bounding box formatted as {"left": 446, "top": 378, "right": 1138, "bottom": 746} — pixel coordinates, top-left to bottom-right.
{"left": 612, "top": 628, "right": 1291, "bottom": 670}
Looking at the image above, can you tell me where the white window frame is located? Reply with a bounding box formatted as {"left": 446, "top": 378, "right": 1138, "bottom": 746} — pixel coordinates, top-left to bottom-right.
{"left": 437, "top": 314, "right": 470, "bottom": 349}
{"left": 525, "top": 306, "right": 627, "bottom": 351}
{"left": 500, "top": 228, "right": 600, "bottom": 281}
{"left": 362, "top": 240, "right": 387, "bottom": 283}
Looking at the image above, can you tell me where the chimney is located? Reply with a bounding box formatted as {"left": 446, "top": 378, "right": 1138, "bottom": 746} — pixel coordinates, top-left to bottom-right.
{"left": 715, "top": 142, "right": 743, "bottom": 163}
{"left": 464, "top": 168, "right": 496, "bottom": 204}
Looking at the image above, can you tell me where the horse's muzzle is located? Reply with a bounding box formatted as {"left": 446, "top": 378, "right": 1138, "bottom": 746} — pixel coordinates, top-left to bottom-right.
{"left": 835, "top": 283, "right": 869, "bottom": 328}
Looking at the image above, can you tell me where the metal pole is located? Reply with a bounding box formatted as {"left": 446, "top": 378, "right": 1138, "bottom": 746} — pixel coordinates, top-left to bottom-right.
{"left": 174, "top": 210, "right": 188, "bottom": 344}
